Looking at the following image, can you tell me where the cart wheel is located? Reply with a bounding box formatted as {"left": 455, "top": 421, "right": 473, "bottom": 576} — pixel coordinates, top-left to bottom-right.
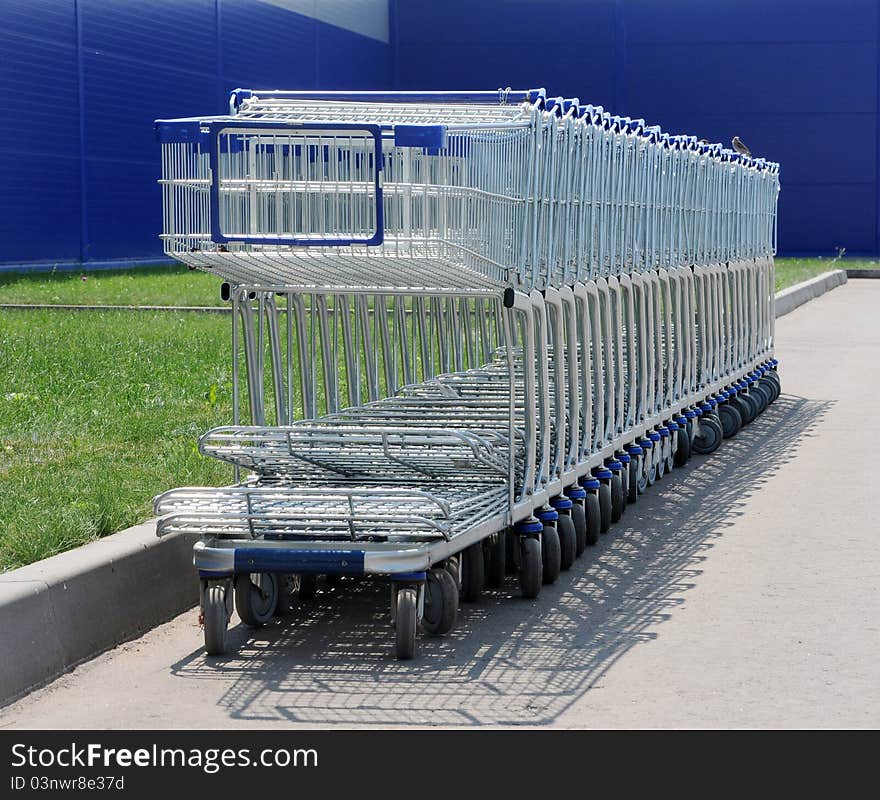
{"left": 557, "top": 514, "right": 577, "bottom": 571}
{"left": 656, "top": 451, "right": 665, "bottom": 480}
{"left": 541, "top": 525, "right": 561, "bottom": 584}
{"left": 598, "top": 482, "right": 612, "bottom": 532}
{"left": 646, "top": 456, "right": 658, "bottom": 486}
{"left": 585, "top": 491, "right": 601, "bottom": 545}
{"left": 619, "top": 464, "right": 629, "bottom": 510}
{"left": 422, "top": 568, "right": 458, "bottom": 636}
{"left": 484, "top": 529, "right": 507, "bottom": 588}
{"left": 751, "top": 382, "right": 770, "bottom": 414}
{"left": 394, "top": 587, "right": 418, "bottom": 660}
{"left": 692, "top": 416, "right": 723, "bottom": 454}
{"left": 637, "top": 458, "right": 649, "bottom": 494}
{"left": 234, "top": 572, "right": 278, "bottom": 628}
{"left": 719, "top": 402, "right": 742, "bottom": 438}
{"left": 298, "top": 573, "right": 318, "bottom": 600}
{"left": 460, "top": 543, "right": 485, "bottom": 602}
{"left": 664, "top": 442, "right": 675, "bottom": 474}
{"left": 610, "top": 472, "right": 623, "bottom": 523}
{"left": 571, "top": 502, "right": 588, "bottom": 556}
{"left": 628, "top": 457, "right": 639, "bottom": 501}
{"left": 519, "top": 537, "right": 542, "bottom": 599}
{"left": 732, "top": 394, "right": 756, "bottom": 425}
{"left": 674, "top": 429, "right": 691, "bottom": 467}
{"left": 759, "top": 377, "right": 779, "bottom": 404}
{"left": 203, "top": 584, "right": 229, "bottom": 656}
{"left": 444, "top": 556, "right": 460, "bottom": 589}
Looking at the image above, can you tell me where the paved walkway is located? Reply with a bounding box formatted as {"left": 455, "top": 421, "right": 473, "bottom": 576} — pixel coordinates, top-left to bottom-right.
{"left": 3, "top": 282, "right": 878, "bottom": 729}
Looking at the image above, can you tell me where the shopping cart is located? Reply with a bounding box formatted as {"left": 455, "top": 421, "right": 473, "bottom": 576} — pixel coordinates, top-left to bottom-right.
{"left": 154, "top": 88, "right": 780, "bottom": 658}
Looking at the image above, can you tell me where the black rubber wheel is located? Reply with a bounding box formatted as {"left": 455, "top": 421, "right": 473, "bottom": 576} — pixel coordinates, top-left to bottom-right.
{"left": 203, "top": 584, "right": 229, "bottom": 656}
{"left": 619, "top": 464, "right": 629, "bottom": 511}
{"left": 460, "top": 543, "right": 484, "bottom": 602}
{"left": 674, "top": 429, "right": 691, "bottom": 467}
{"left": 571, "top": 501, "right": 588, "bottom": 556}
{"left": 422, "top": 568, "right": 458, "bottom": 636}
{"left": 734, "top": 393, "right": 757, "bottom": 425}
{"left": 627, "top": 457, "right": 639, "bottom": 501}
{"left": 541, "top": 524, "right": 561, "bottom": 584}
{"left": 598, "top": 482, "right": 612, "bottom": 533}
{"left": 751, "top": 382, "right": 770, "bottom": 414}
{"left": 610, "top": 472, "right": 623, "bottom": 523}
{"left": 584, "top": 492, "right": 601, "bottom": 545}
{"left": 519, "top": 537, "right": 542, "bottom": 599}
{"left": 646, "top": 454, "right": 658, "bottom": 486}
{"left": 718, "top": 402, "right": 742, "bottom": 439}
{"left": 759, "top": 377, "right": 779, "bottom": 404}
{"left": 692, "top": 415, "right": 723, "bottom": 454}
{"left": 298, "top": 573, "right": 318, "bottom": 600}
{"left": 664, "top": 440, "right": 675, "bottom": 474}
{"left": 637, "top": 455, "right": 649, "bottom": 494}
{"left": 557, "top": 513, "right": 577, "bottom": 571}
{"left": 484, "top": 529, "right": 507, "bottom": 588}
{"left": 234, "top": 572, "right": 278, "bottom": 628}
{"left": 394, "top": 587, "right": 418, "bottom": 660}
{"left": 655, "top": 449, "right": 665, "bottom": 480}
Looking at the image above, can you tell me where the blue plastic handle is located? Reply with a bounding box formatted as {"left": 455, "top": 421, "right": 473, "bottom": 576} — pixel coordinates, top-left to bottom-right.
{"left": 206, "top": 120, "right": 384, "bottom": 248}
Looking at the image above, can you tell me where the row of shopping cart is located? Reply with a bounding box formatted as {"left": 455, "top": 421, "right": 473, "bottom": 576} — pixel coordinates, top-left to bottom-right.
{"left": 153, "top": 88, "right": 780, "bottom": 658}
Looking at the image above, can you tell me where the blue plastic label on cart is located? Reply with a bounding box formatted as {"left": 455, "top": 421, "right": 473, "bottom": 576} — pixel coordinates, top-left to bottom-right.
{"left": 394, "top": 125, "right": 447, "bottom": 150}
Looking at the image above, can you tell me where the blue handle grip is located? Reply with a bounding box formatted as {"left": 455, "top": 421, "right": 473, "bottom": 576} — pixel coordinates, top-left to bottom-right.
{"left": 206, "top": 120, "right": 384, "bottom": 248}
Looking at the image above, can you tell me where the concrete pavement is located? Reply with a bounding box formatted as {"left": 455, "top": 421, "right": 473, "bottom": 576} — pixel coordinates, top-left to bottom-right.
{"left": 2, "top": 281, "right": 878, "bottom": 729}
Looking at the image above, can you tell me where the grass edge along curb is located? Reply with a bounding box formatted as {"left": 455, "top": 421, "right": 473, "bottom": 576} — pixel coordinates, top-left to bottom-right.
{"left": 0, "top": 267, "right": 851, "bottom": 707}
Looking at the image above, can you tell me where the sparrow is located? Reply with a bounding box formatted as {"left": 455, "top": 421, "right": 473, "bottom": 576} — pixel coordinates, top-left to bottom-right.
{"left": 732, "top": 136, "right": 752, "bottom": 158}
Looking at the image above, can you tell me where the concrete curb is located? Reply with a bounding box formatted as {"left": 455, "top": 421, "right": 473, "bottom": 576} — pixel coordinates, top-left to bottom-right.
{"left": 0, "top": 263, "right": 854, "bottom": 707}
{"left": 846, "top": 268, "right": 880, "bottom": 279}
{"left": 775, "top": 269, "right": 847, "bottom": 318}
{"left": 0, "top": 522, "right": 198, "bottom": 706}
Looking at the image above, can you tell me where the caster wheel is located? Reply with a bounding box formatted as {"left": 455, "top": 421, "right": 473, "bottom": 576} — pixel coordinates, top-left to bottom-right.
{"left": 664, "top": 441, "right": 675, "bottom": 474}
{"left": 460, "top": 543, "right": 484, "bottom": 602}
{"left": 444, "top": 556, "right": 460, "bottom": 588}
{"left": 637, "top": 457, "right": 649, "bottom": 494}
{"left": 627, "top": 457, "right": 639, "bottom": 501}
{"left": 541, "top": 525, "right": 561, "bottom": 584}
{"left": 674, "top": 429, "right": 691, "bottom": 467}
{"left": 422, "top": 568, "right": 458, "bottom": 636}
{"left": 619, "top": 464, "right": 629, "bottom": 510}
{"left": 656, "top": 451, "right": 665, "bottom": 480}
{"left": 557, "top": 513, "right": 577, "bottom": 570}
{"left": 234, "top": 572, "right": 279, "bottom": 628}
{"left": 585, "top": 491, "right": 601, "bottom": 545}
{"left": 571, "top": 501, "right": 588, "bottom": 556}
{"left": 751, "top": 382, "right": 770, "bottom": 414}
{"left": 298, "top": 573, "right": 318, "bottom": 600}
{"left": 718, "top": 403, "right": 742, "bottom": 438}
{"left": 759, "top": 377, "right": 779, "bottom": 404}
{"left": 646, "top": 458, "right": 658, "bottom": 487}
{"left": 394, "top": 587, "right": 418, "bottom": 660}
{"left": 734, "top": 393, "right": 757, "bottom": 425}
{"left": 484, "top": 529, "right": 507, "bottom": 588}
{"left": 203, "top": 584, "right": 230, "bottom": 656}
{"left": 598, "top": 482, "right": 612, "bottom": 532}
{"left": 610, "top": 471, "right": 623, "bottom": 523}
{"left": 519, "top": 537, "right": 542, "bottom": 599}
{"left": 692, "top": 415, "right": 723, "bottom": 454}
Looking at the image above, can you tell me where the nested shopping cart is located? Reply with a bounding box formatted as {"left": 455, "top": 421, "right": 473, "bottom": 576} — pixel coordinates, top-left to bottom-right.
{"left": 154, "top": 88, "right": 780, "bottom": 658}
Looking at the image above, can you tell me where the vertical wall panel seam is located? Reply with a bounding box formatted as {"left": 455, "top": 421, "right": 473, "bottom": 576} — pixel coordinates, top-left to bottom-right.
{"left": 875, "top": 8, "right": 880, "bottom": 254}
{"left": 216, "top": 0, "right": 223, "bottom": 110}
{"left": 74, "top": 0, "right": 88, "bottom": 265}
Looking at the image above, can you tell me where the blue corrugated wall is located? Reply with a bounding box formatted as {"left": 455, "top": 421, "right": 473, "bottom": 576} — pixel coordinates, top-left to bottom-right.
{"left": 393, "top": 0, "right": 880, "bottom": 257}
{"left": 1, "top": 0, "right": 392, "bottom": 269}
{"left": 3, "top": 0, "right": 878, "bottom": 265}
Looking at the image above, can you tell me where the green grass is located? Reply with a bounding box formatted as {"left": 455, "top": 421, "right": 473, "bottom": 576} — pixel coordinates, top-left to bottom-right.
{"left": 0, "top": 310, "right": 235, "bottom": 571}
{"left": 774, "top": 257, "right": 877, "bottom": 293}
{"left": 0, "top": 264, "right": 225, "bottom": 307}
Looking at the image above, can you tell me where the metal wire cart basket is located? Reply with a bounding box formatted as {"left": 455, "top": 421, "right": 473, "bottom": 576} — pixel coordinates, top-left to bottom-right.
{"left": 153, "top": 88, "right": 780, "bottom": 659}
